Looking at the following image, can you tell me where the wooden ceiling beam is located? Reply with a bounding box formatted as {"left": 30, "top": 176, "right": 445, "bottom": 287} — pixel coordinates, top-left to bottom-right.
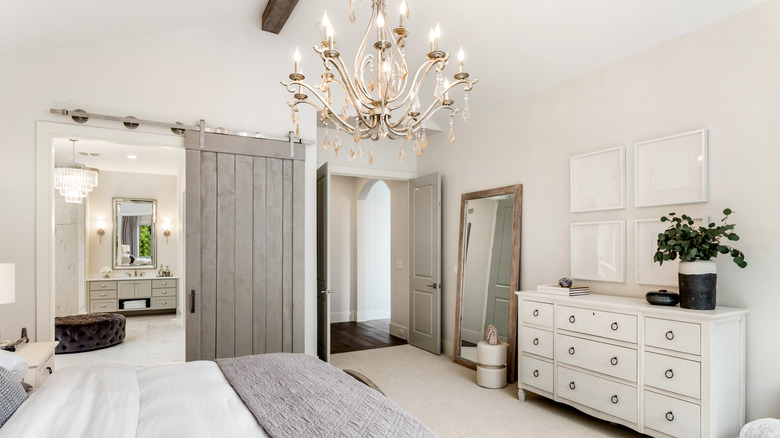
{"left": 261, "top": 0, "right": 300, "bottom": 34}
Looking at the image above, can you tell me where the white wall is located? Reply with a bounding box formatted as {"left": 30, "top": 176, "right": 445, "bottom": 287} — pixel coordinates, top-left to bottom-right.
{"left": 329, "top": 175, "right": 357, "bottom": 323}
{"left": 360, "top": 181, "right": 391, "bottom": 321}
{"left": 0, "top": 17, "right": 318, "bottom": 342}
{"left": 418, "top": 0, "right": 780, "bottom": 420}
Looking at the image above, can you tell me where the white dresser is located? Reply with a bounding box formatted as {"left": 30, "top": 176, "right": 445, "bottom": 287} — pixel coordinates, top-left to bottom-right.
{"left": 87, "top": 277, "right": 178, "bottom": 314}
{"left": 516, "top": 291, "right": 747, "bottom": 438}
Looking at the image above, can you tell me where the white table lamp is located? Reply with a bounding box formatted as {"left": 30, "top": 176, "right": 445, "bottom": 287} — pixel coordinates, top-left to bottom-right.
{"left": 0, "top": 263, "right": 15, "bottom": 340}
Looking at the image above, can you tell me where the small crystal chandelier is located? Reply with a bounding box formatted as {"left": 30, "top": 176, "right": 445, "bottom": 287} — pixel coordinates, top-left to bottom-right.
{"left": 282, "top": 0, "right": 477, "bottom": 163}
{"left": 54, "top": 139, "right": 99, "bottom": 203}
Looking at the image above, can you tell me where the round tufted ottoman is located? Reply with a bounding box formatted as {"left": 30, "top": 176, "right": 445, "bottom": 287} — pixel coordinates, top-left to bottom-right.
{"left": 54, "top": 313, "right": 126, "bottom": 354}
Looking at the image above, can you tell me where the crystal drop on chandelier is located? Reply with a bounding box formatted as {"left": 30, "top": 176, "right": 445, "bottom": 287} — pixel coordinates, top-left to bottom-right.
{"left": 334, "top": 130, "right": 342, "bottom": 156}
{"left": 448, "top": 116, "right": 455, "bottom": 144}
{"left": 348, "top": 145, "right": 356, "bottom": 162}
{"left": 462, "top": 92, "right": 472, "bottom": 122}
{"left": 368, "top": 144, "right": 374, "bottom": 165}
{"left": 357, "top": 142, "right": 364, "bottom": 157}
{"left": 348, "top": 0, "right": 356, "bottom": 23}
{"left": 398, "top": 143, "right": 405, "bottom": 162}
{"left": 352, "top": 125, "right": 361, "bottom": 143}
{"left": 322, "top": 128, "right": 331, "bottom": 150}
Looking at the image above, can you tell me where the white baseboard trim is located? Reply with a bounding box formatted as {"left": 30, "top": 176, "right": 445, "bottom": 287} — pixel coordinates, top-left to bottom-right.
{"left": 329, "top": 311, "right": 355, "bottom": 323}
{"left": 389, "top": 323, "right": 408, "bottom": 341}
{"left": 366, "top": 309, "right": 391, "bottom": 320}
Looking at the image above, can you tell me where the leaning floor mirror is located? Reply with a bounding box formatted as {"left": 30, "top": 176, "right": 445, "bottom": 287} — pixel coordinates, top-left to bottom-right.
{"left": 453, "top": 184, "right": 522, "bottom": 382}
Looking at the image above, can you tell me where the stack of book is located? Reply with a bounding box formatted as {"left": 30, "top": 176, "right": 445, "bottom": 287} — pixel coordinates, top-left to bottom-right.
{"left": 536, "top": 284, "right": 589, "bottom": 296}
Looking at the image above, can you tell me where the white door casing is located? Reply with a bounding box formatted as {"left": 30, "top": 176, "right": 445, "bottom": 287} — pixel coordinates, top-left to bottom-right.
{"left": 316, "top": 163, "right": 331, "bottom": 362}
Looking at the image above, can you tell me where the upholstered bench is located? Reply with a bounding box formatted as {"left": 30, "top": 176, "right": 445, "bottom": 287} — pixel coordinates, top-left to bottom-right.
{"left": 54, "top": 313, "right": 126, "bottom": 354}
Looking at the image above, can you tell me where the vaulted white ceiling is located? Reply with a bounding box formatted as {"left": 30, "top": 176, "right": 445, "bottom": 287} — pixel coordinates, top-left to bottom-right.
{"left": 3, "top": 0, "right": 768, "bottom": 121}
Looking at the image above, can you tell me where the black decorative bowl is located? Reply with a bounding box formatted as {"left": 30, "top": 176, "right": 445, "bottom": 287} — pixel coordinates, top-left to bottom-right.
{"left": 646, "top": 290, "right": 680, "bottom": 306}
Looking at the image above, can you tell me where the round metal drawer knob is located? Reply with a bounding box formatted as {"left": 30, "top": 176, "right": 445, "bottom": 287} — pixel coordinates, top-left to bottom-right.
{"left": 533, "top": 309, "right": 539, "bottom": 317}
{"left": 610, "top": 357, "right": 618, "bottom": 366}
{"left": 532, "top": 338, "right": 539, "bottom": 346}
{"left": 533, "top": 370, "right": 539, "bottom": 378}
{"left": 101, "top": 293, "right": 107, "bottom": 297}
{"left": 569, "top": 315, "right": 575, "bottom": 323}
{"left": 611, "top": 322, "right": 618, "bottom": 331}
{"left": 611, "top": 395, "right": 618, "bottom": 404}
{"left": 666, "top": 330, "right": 675, "bottom": 340}
{"left": 665, "top": 369, "right": 674, "bottom": 379}
{"left": 568, "top": 347, "right": 575, "bottom": 355}
{"left": 666, "top": 411, "right": 674, "bottom": 422}
{"left": 569, "top": 382, "right": 576, "bottom": 390}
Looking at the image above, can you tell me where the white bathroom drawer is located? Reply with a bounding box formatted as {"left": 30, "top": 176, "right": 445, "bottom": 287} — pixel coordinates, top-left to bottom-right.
{"left": 90, "top": 299, "right": 118, "bottom": 312}
{"left": 557, "top": 366, "right": 638, "bottom": 424}
{"left": 557, "top": 305, "right": 637, "bottom": 343}
{"left": 521, "top": 326, "right": 553, "bottom": 359}
{"left": 645, "top": 390, "right": 701, "bottom": 438}
{"left": 645, "top": 318, "right": 701, "bottom": 356}
{"left": 152, "top": 287, "right": 176, "bottom": 297}
{"left": 90, "top": 289, "right": 117, "bottom": 300}
{"left": 520, "top": 355, "right": 553, "bottom": 394}
{"left": 152, "top": 297, "right": 176, "bottom": 309}
{"left": 152, "top": 279, "right": 177, "bottom": 288}
{"left": 556, "top": 334, "right": 637, "bottom": 382}
{"left": 89, "top": 281, "right": 117, "bottom": 291}
{"left": 644, "top": 352, "right": 701, "bottom": 399}
{"left": 521, "top": 300, "right": 553, "bottom": 328}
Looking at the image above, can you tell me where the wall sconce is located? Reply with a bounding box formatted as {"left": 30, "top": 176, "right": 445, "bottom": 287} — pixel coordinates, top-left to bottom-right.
{"left": 163, "top": 222, "right": 171, "bottom": 243}
{"left": 96, "top": 221, "right": 105, "bottom": 243}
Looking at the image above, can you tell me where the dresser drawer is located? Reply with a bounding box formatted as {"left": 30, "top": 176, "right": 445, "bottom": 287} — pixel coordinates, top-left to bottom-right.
{"left": 520, "top": 355, "right": 553, "bottom": 394}
{"left": 152, "top": 287, "right": 176, "bottom": 298}
{"left": 645, "top": 352, "right": 701, "bottom": 399}
{"left": 556, "top": 334, "right": 637, "bottom": 382}
{"left": 520, "top": 326, "right": 553, "bottom": 359}
{"left": 151, "top": 297, "right": 176, "bottom": 309}
{"left": 152, "top": 279, "right": 176, "bottom": 288}
{"left": 645, "top": 390, "right": 701, "bottom": 438}
{"left": 645, "top": 318, "right": 701, "bottom": 355}
{"left": 90, "top": 289, "right": 117, "bottom": 300}
{"left": 557, "top": 306, "right": 637, "bottom": 343}
{"left": 89, "top": 281, "right": 117, "bottom": 291}
{"left": 90, "top": 299, "right": 117, "bottom": 312}
{"left": 557, "top": 366, "right": 638, "bottom": 424}
{"left": 521, "top": 300, "right": 553, "bottom": 328}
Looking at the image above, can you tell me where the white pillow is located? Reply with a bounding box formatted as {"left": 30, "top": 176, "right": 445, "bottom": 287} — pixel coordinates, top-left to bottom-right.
{"left": 0, "top": 350, "right": 27, "bottom": 381}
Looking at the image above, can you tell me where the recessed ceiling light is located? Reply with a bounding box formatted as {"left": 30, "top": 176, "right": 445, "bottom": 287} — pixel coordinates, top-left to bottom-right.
{"left": 127, "top": 155, "right": 138, "bottom": 159}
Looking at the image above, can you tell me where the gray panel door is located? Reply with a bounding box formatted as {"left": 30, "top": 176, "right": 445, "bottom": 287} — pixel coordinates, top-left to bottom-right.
{"left": 316, "top": 163, "right": 331, "bottom": 362}
{"left": 483, "top": 198, "right": 514, "bottom": 342}
{"left": 185, "top": 132, "right": 305, "bottom": 361}
{"left": 409, "top": 173, "right": 441, "bottom": 355}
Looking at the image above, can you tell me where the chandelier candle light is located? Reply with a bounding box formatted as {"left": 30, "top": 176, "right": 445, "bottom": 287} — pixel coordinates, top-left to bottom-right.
{"left": 282, "top": 0, "right": 478, "bottom": 163}
{"left": 54, "top": 139, "right": 99, "bottom": 203}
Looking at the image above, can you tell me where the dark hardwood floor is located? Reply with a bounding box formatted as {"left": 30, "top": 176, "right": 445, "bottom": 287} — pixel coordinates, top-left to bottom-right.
{"left": 331, "top": 319, "right": 407, "bottom": 354}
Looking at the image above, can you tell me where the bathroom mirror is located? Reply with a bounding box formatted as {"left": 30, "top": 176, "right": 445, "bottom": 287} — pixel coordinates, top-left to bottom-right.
{"left": 453, "top": 184, "right": 522, "bottom": 382}
{"left": 112, "top": 198, "right": 157, "bottom": 270}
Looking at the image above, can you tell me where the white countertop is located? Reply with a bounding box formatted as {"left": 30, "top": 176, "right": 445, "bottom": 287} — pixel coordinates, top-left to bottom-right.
{"left": 88, "top": 276, "right": 178, "bottom": 281}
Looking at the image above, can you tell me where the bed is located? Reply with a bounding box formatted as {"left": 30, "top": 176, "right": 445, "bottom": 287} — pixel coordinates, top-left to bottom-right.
{"left": 0, "top": 353, "right": 437, "bottom": 437}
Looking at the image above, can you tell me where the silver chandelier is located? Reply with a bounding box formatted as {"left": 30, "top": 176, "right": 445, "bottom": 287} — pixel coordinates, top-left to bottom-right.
{"left": 282, "top": 0, "right": 478, "bottom": 162}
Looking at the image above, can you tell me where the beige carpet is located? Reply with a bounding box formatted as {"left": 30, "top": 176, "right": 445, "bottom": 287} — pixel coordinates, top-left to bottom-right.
{"left": 331, "top": 345, "right": 644, "bottom": 438}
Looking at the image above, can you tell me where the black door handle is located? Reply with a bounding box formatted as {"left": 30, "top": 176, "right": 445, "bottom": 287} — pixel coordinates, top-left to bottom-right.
{"left": 190, "top": 290, "right": 196, "bottom": 313}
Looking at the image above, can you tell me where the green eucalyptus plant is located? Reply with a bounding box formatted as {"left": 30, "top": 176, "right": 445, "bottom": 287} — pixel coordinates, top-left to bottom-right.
{"left": 654, "top": 208, "right": 747, "bottom": 269}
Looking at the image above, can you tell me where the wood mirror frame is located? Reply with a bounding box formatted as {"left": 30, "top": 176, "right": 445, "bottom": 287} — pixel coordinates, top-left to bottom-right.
{"left": 452, "top": 184, "right": 522, "bottom": 382}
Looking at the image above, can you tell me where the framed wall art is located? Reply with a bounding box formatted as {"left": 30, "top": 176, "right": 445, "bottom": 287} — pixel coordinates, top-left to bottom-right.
{"left": 571, "top": 220, "right": 626, "bottom": 282}
{"left": 634, "top": 129, "right": 708, "bottom": 207}
{"left": 570, "top": 146, "right": 625, "bottom": 212}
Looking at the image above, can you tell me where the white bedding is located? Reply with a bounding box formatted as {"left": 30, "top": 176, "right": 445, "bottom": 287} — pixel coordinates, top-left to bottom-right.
{"left": 0, "top": 361, "right": 267, "bottom": 437}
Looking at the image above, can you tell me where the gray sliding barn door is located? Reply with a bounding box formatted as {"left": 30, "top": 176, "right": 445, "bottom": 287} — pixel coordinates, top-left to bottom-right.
{"left": 185, "top": 132, "right": 305, "bottom": 361}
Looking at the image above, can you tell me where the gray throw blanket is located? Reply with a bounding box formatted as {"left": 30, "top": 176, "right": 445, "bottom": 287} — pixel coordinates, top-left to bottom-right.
{"left": 216, "top": 353, "right": 438, "bottom": 438}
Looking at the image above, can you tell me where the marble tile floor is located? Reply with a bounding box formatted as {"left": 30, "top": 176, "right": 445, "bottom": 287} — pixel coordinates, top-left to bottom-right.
{"left": 55, "top": 313, "right": 185, "bottom": 370}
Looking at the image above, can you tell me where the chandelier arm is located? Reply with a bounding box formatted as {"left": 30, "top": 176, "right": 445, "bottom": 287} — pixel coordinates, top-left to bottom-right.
{"left": 386, "top": 57, "right": 446, "bottom": 112}
{"left": 329, "top": 55, "right": 374, "bottom": 110}
{"left": 409, "top": 100, "right": 457, "bottom": 132}
{"left": 353, "top": 2, "right": 379, "bottom": 101}
{"left": 289, "top": 94, "right": 358, "bottom": 134}
{"left": 285, "top": 76, "right": 375, "bottom": 138}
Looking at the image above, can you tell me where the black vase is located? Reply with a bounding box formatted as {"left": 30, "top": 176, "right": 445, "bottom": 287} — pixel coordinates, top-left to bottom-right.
{"left": 678, "top": 260, "right": 717, "bottom": 310}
